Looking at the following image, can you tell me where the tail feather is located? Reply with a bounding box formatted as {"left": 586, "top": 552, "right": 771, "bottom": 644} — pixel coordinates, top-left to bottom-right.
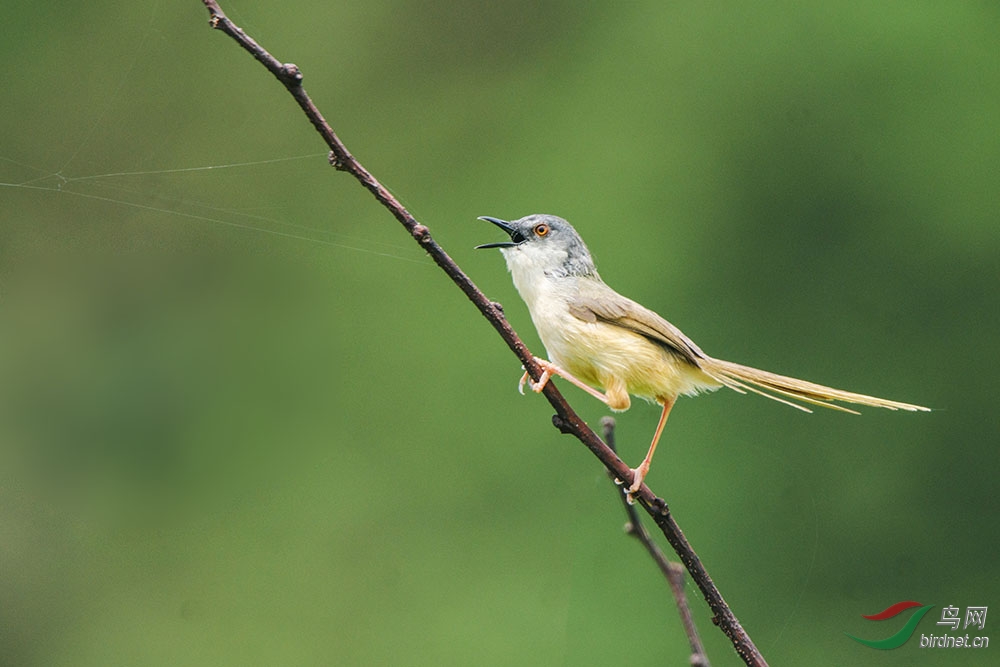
{"left": 700, "top": 358, "right": 931, "bottom": 414}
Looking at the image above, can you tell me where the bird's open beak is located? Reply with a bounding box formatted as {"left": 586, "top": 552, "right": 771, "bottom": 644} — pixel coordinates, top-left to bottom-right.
{"left": 475, "top": 216, "right": 526, "bottom": 249}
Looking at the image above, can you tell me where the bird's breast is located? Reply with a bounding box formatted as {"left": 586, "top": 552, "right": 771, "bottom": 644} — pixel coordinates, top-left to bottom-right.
{"left": 529, "top": 300, "right": 719, "bottom": 404}
{"left": 508, "top": 265, "right": 718, "bottom": 403}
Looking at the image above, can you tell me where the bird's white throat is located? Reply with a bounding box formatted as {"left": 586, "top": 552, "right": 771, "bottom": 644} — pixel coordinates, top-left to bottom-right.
{"left": 500, "top": 245, "right": 574, "bottom": 310}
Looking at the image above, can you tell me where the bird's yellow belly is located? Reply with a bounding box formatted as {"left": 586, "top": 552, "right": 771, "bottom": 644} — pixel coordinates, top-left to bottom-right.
{"left": 542, "top": 319, "right": 719, "bottom": 410}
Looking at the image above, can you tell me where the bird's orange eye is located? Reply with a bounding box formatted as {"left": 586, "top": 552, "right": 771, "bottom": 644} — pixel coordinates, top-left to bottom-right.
{"left": 534, "top": 223, "right": 549, "bottom": 237}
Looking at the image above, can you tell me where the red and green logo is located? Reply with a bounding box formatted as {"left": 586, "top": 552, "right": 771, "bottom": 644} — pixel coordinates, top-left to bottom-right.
{"left": 845, "top": 600, "right": 935, "bottom": 649}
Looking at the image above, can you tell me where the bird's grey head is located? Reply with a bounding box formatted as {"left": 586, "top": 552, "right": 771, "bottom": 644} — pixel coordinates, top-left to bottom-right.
{"left": 475, "top": 214, "right": 597, "bottom": 278}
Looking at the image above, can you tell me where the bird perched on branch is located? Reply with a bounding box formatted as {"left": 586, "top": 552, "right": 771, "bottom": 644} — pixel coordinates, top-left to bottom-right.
{"left": 477, "top": 214, "right": 929, "bottom": 501}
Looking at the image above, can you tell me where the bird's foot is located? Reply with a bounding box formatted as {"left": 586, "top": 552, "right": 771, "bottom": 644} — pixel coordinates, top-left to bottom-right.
{"left": 517, "top": 358, "right": 614, "bottom": 408}
{"left": 518, "top": 357, "right": 555, "bottom": 395}
{"left": 623, "top": 463, "right": 649, "bottom": 505}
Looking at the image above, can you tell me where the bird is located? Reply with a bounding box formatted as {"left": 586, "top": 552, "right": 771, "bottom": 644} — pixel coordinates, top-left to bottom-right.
{"left": 476, "top": 214, "right": 930, "bottom": 500}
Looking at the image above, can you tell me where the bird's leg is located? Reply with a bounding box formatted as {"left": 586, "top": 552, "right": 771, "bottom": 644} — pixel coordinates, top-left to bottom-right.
{"left": 625, "top": 397, "right": 676, "bottom": 503}
{"left": 519, "top": 357, "right": 612, "bottom": 407}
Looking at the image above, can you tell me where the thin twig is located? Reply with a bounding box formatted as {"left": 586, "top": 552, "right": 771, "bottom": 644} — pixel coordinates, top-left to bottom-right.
{"left": 601, "top": 417, "right": 710, "bottom": 667}
{"left": 198, "top": 3, "right": 766, "bottom": 664}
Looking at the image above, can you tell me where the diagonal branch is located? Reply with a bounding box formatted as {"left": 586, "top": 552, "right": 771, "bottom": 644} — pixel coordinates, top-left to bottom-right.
{"left": 601, "top": 417, "right": 710, "bottom": 667}
{"left": 199, "top": 3, "right": 766, "bottom": 664}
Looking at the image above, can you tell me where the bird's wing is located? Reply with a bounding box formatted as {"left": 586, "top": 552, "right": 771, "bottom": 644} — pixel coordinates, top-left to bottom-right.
{"left": 567, "top": 282, "right": 931, "bottom": 415}
{"left": 568, "top": 282, "right": 707, "bottom": 367}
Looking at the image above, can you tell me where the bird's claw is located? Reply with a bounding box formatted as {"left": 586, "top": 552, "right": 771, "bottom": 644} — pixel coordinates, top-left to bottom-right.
{"left": 623, "top": 466, "right": 646, "bottom": 505}
{"left": 518, "top": 358, "right": 552, "bottom": 395}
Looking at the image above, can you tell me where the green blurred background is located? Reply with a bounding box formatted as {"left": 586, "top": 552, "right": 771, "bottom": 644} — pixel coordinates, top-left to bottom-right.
{"left": 2, "top": 2, "right": 997, "bottom": 665}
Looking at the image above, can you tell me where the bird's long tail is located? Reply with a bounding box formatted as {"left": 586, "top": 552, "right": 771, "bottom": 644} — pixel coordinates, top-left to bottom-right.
{"left": 699, "top": 357, "right": 930, "bottom": 414}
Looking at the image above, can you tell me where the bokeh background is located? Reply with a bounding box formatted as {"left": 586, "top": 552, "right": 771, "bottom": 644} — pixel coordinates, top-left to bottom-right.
{"left": 2, "top": 2, "right": 997, "bottom": 665}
